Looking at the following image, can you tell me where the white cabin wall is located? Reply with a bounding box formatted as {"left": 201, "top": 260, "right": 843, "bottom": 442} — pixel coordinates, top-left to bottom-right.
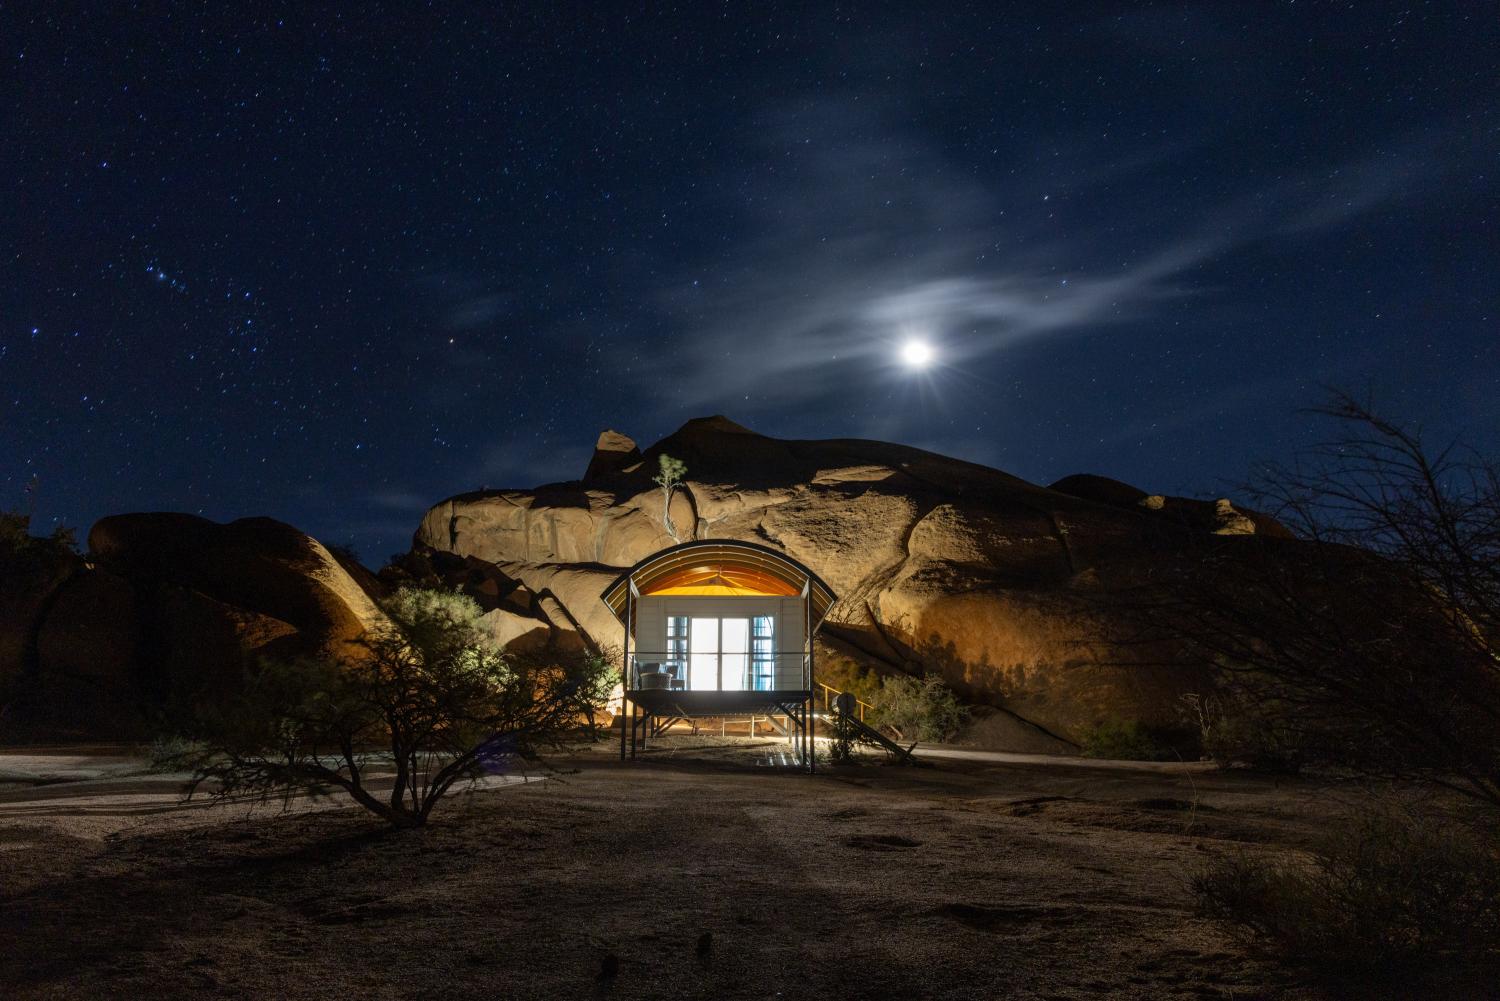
{"left": 777, "top": 596, "right": 807, "bottom": 689}
{"left": 634, "top": 597, "right": 666, "bottom": 665}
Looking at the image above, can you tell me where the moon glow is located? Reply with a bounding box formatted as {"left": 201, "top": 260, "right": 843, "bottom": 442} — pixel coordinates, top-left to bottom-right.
{"left": 899, "top": 338, "right": 934, "bottom": 369}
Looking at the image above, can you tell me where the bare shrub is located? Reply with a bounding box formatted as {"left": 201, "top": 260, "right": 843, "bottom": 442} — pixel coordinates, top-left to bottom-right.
{"left": 1193, "top": 804, "right": 1500, "bottom": 967}
{"left": 1180, "top": 693, "right": 1305, "bottom": 773}
{"left": 183, "top": 587, "right": 613, "bottom": 828}
{"left": 1119, "top": 394, "right": 1500, "bottom": 806}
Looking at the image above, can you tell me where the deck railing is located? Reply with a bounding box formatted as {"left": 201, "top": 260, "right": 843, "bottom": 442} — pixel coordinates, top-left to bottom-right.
{"left": 621, "top": 657, "right": 876, "bottom": 720}
{"left": 816, "top": 682, "right": 874, "bottom": 722}
{"left": 625, "top": 650, "right": 811, "bottom": 692}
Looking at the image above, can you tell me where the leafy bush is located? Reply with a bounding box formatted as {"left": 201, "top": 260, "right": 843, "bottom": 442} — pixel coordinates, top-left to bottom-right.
{"left": 1202, "top": 709, "right": 1305, "bottom": 773}
{"left": 0, "top": 510, "right": 82, "bottom": 737}
{"left": 871, "top": 672, "right": 967, "bottom": 743}
{"left": 1193, "top": 804, "right": 1500, "bottom": 968}
{"left": 186, "top": 587, "right": 614, "bottom": 827}
{"left": 509, "top": 645, "right": 619, "bottom": 740}
{"left": 1077, "top": 719, "right": 1170, "bottom": 760}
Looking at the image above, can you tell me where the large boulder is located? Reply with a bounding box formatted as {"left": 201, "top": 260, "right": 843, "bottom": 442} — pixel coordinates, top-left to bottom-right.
{"left": 34, "top": 568, "right": 141, "bottom": 691}
{"left": 88, "top": 513, "right": 386, "bottom": 658}
{"left": 412, "top": 416, "right": 1285, "bottom": 743}
{"left": 0, "top": 514, "right": 389, "bottom": 737}
{"left": 0, "top": 538, "right": 79, "bottom": 693}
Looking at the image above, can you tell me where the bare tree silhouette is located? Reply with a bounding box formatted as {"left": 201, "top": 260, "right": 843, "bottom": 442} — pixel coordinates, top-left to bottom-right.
{"left": 1117, "top": 393, "right": 1500, "bottom": 806}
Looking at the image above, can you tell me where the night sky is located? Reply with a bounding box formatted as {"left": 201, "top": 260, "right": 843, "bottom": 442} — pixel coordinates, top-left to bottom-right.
{"left": 5, "top": 4, "right": 1496, "bottom": 562}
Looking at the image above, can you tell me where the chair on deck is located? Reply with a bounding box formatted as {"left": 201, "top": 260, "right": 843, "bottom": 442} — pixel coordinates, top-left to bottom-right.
{"left": 636, "top": 662, "right": 670, "bottom": 690}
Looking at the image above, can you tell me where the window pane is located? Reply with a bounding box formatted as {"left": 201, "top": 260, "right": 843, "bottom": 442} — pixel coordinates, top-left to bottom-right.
{"left": 721, "top": 618, "right": 749, "bottom": 690}
{"left": 666, "top": 616, "right": 688, "bottom": 683}
{"left": 751, "top": 614, "right": 775, "bottom": 690}
{"left": 689, "top": 617, "right": 719, "bottom": 690}
{"left": 721, "top": 617, "right": 750, "bottom": 653}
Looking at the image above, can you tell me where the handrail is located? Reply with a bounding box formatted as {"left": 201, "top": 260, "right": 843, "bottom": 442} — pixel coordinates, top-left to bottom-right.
{"left": 815, "top": 681, "right": 874, "bottom": 723}
{"left": 625, "top": 651, "right": 810, "bottom": 692}
{"left": 628, "top": 650, "right": 813, "bottom": 656}
{"left": 622, "top": 652, "right": 878, "bottom": 724}
{"left": 831, "top": 708, "right": 917, "bottom": 764}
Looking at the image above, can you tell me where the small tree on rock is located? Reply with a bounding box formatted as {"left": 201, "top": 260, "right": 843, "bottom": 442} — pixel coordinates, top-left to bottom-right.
{"left": 654, "top": 454, "right": 687, "bottom": 543}
{"left": 186, "top": 587, "right": 613, "bottom": 828}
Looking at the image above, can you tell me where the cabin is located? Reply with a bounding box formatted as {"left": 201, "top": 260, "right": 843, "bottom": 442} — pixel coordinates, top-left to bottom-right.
{"left": 601, "top": 539, "right": 837, "bottom": 771}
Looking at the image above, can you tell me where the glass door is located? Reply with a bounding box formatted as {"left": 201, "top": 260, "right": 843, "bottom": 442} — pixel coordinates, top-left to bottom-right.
{"left": 687, "top": 617, "right": 752, "bottom": 690}
{"left": 689, "top": 617, "right": 719, "bottom": 690}
{"left": 720, "top": 618, "right": 749, "bottom": 691}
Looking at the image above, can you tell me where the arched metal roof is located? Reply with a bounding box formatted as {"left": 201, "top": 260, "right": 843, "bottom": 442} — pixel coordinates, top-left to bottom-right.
{"left": 600, "top": 539, "right": 837, "bottom": 628}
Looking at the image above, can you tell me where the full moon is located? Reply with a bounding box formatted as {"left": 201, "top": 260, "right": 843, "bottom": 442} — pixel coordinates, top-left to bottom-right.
{"left": 900, "top": 338, "right": 934, "bottom": 369}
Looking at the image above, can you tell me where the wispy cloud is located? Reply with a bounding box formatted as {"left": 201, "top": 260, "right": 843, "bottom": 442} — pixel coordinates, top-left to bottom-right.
{"left": 414, "top": 271, "right": 515, "bottom": 331}
{"left": 367, "top": 489, "right": 430, "bottom": 511}
{"left": 611, "top": 95, "right": 1477, "bottom": 421}
{"left": 609, "top": 98, "right": 1195, "bottom": 410}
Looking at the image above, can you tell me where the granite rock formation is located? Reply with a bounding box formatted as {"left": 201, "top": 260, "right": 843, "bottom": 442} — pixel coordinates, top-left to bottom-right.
{"left": 1, "top": 514, "right": 387, "bottom": 736}
{"left": 412, "top": 416, "right": 1286, "bottom": 743}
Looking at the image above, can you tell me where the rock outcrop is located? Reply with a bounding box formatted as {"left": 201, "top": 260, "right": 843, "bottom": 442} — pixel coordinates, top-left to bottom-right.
{"left": 87, "top": 513, "right": 385, "bottom": 659}
{"left": 3, "top": 419, "right": 1296, "bottom": 747}
{"left": 1048, "top": 473, "right": 1291, "bottom": 539}
{"left": 412, "top": 416, "right": 1290, "bottom": 743}
{"left": 0, "top": 532, "right": 83, "bottom": 701}
{"left": 1, "top": 514, "right": 388, "bottom": 737}
{"left": 583, "top": 430, "right": 644, "bottom": 482}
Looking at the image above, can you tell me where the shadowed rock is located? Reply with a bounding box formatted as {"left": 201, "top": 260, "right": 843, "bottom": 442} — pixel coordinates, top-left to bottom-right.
{"left": 3, "top": 514, "right": 389, "bottom": 736}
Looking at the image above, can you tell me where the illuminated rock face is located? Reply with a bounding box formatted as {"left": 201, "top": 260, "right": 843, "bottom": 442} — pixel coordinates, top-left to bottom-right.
{"left": 413, "top": 416, "right": 1285, "bottom": 742}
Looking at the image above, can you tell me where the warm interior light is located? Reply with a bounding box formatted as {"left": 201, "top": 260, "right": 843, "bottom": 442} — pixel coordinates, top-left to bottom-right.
{"left": 641, "top": 564, "right": 800, "bottom": 597}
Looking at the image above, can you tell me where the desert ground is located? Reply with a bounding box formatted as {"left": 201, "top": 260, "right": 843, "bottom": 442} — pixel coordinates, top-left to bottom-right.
{"left": 0, "top": 738, "right": 1489, "bottom": 1001}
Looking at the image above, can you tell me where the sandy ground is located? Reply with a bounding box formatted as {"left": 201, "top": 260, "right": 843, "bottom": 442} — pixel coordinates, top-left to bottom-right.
{"left": 0, "top": 737, "right": 1491, "bottom": 1001}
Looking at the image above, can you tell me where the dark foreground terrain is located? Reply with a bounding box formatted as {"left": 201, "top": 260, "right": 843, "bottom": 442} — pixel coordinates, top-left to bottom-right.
{"left": 0, "top": 739, "right": 1490, "bottom": 1000}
